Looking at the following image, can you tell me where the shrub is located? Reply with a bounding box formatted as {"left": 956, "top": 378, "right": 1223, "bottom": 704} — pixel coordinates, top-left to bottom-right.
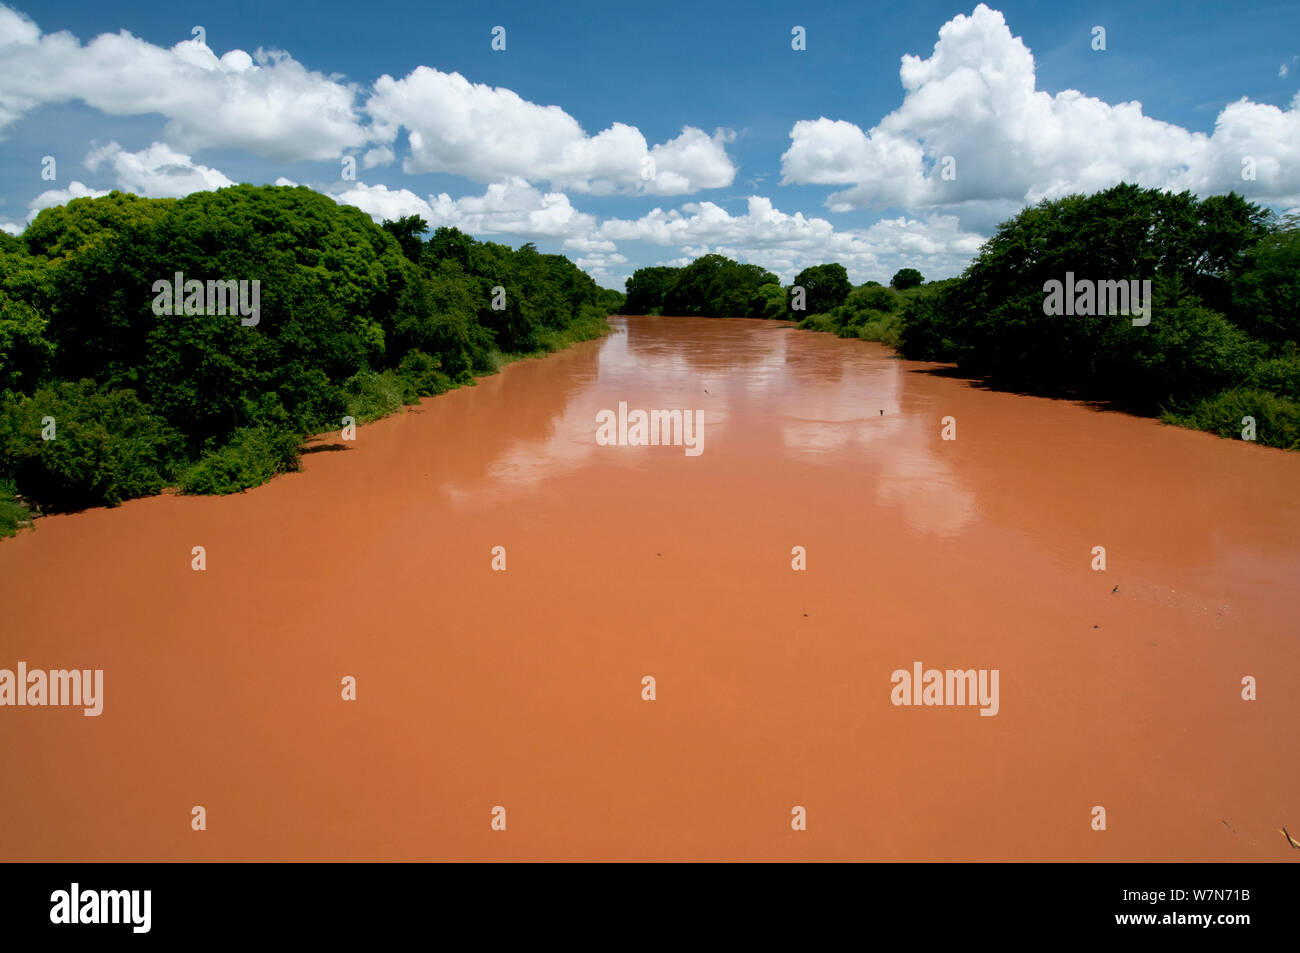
{"left": 343, "top": 369, "right": 405, "bottom": 423}
{"left": 178, "top": 426, "right": 302, "bottom": 495}
{"left": 848, "top": 285, "right": 898, "bottom": 313}
{"left": 0, "top": 478, "right": 32, "bottom": 538}
{"left": 796, "top": 313, "right": 838, "bottom": 334}
{"left": 0, "top": 381, "right": 182, "bottom": 510}
{"left": 1246, "top": 353, "right": 1300, "bottom": 401}
{"left": 857, "top": 312, "right": 903, "bottom": 347}
{"left": 395, "top": 349, "right": 454, "bottom": 400}
{"left": 1163, "top": 389, "right": 1300, "bottom": 450}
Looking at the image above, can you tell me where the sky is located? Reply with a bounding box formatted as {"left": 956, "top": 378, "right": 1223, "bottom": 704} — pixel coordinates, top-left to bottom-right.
{"left": 0, "top": 0, "right": 1297, "bottom": 290}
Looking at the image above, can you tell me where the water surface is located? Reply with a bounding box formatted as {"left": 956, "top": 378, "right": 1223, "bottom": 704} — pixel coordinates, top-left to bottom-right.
{"left": 2, "top": 316, "right": 1297, "bottom": 860}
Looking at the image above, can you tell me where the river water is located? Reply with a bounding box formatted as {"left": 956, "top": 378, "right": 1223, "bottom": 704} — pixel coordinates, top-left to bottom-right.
{"left": 2, "top": 315, "right": 1297, "bottom": 860}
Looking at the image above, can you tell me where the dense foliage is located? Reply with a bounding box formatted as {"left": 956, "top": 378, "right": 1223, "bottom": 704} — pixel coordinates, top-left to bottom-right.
{"left": 793, "top": 279, "right": 959, "bottom": 349}
{"left": 890, "top": 268, "right": 924, "bottom": 291}
{"left": 895, "top": 184, "right": 1297, "bottom": 448}
{"left": 0, "top": 185, "right": 622, "bottom": 533}
{"left": 621, "top": 255, "right": 780, "bottom": 317}
{"left": 793, "top": 263, "right": 852, "bottom": 315}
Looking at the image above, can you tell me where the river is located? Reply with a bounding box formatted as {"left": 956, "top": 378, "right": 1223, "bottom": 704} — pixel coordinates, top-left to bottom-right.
{"left": 2, "top": 315, "right": 1297, "bottom": 860}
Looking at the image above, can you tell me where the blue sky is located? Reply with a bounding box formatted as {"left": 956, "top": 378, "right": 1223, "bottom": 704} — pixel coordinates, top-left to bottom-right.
{"left": 1, "top": 1, "right": 1297, "bottom": 289}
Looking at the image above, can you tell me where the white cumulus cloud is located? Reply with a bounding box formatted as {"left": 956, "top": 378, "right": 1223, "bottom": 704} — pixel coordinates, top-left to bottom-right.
{"left": 84, "top": 141, "right": 235, "bottom": 197}
{"left": 365, "top": 66, "right": 735, "bottom": 195}
{"left": 27, "top": 180, "right": 111, "bottom": 221}
{"left": 782, "top": 3, "right": 1300, "bottom": 211}
{"left": 333, "top": 178, "right": 599, "bottom": 239}
{"left": 0, "top": 4, "right": 367, "bottom": 160}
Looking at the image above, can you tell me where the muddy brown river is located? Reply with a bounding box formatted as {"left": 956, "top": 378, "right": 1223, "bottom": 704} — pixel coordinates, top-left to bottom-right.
{"left": 2, "top": 315, "right": 1298, "bottom": 860}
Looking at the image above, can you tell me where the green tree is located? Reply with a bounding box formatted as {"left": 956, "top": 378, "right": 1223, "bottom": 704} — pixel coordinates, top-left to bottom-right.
{"left": 0, "top": 291, "right": 54, "bottom": 392}
{"left": 662, "top": 255, "right": 778, "bottom": 317}
{"left": 1232, "top": 230, "right": 1300, "bottom": 347}
{"left": 890, "top": 268, "right": 924, "bottom": 290}
{"left": 380, "top": 215, "right": 429, "bottom": 265}
{"left": 624, "top": 266, "right": 680, "bottom": 314}
{"left": 793, "top": 263, "right": 852, "bottom": 314}
{"left": 0, "top": 184, "right": 619, "bottom": 512}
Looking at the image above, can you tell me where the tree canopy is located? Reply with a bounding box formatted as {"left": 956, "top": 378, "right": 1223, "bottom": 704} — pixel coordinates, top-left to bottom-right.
{"left": 890, "top": 268, "right": 924, "bottom": 290}
{"left": 895, "top": 184, "right": 1295, "bottom": 446}
{"left": 794, "top": 263, "right": 852, "bottom": 315}
{"left": 621, "top": 255, "right": 779, "bottom": 318}
{"left": 0, "top": 184, "right": 623, "bottom": 530}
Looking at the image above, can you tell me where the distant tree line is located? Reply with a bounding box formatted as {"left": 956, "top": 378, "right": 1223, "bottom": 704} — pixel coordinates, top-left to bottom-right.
{"left": 621, "top": 255, "right": 931, "bottom": 325}
{"left": 0, "top": 185, "right": 624, "bottom": 534}
{"left": 618, "top": 183, "right": 1299, "bottom": 450}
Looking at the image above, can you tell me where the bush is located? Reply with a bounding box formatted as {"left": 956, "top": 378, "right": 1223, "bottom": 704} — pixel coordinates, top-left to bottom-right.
{"left": 0, "top": 381, "right": 182, "bottom": 510}
{"left": 343, "top": 369, "right": 406, "bottom": 423}
{"left": 395, "top": 349, "right": 453, "bottom": 400}
{"left": 535, "top": 303, "right": 611, "bottom": 352}
{"left": 847, "top": 285, "right": 898, "bottom": 313}
{"left": 1120, "top": 301, "right": 1262, "bottom": 410}
{"left": 0, "top": 478, "right": 32, "bottom": 538}
{"left": 1246, "top": 353, "right": 1300, "bottom": 402}
{"left": 178, "top": 426, "right": 302, "bottom": 495}
{"left": 1163, "top": 389, "right": 1300, "bottom": 450}
{"left": 856, "top": 312, "right": 903, "bottom": 347}
{"left": 796, "top": 313, "right": 838, "bottom": 333}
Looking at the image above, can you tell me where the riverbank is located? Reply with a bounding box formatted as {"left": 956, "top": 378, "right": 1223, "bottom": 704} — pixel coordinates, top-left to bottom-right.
{"left": 0, "top": 309, "right": 612, "bottom": 539}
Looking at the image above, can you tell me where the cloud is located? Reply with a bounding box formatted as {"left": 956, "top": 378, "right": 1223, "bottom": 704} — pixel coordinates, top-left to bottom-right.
{"left": 27, "top": 180, "right": 111, "bottom": 221}
{"left": 84, "top": 141, "right": 234, "bottom": 197}
{"left": 600, "top": 195, "right": 985, "bottom": 283}
{"left": 0, "top": 5, "right": 738, "bottom": 197}
{"left": 781, "top": 3, "right": 1300, "bottom": 210}
{"left": 1, "top": 221, "right": 20, "bottom": 235}
{"left": 333, "top": 178, "right": 599, "bottom": 239}
{"left": 362, "top": 145, "right": 394, "bottom": 169}
{"left": 0, "top": 4, "right": 367, "bottom": 160}
{"left": 365, "top": 66, "right": 735, "bottom": 194}
{"left": 563, "top": 237, "right": 617, "bottom": 253}
{"left": 331, "top": 181, "right": 434, "bottom": 222}
{"left": 572, "top": 250, "right": 629, "bottom": 288}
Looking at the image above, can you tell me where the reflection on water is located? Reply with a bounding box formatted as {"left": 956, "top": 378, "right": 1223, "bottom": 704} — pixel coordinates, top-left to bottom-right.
{"left": 472, "top": 316, "right": 1300, "bottom": 561}
{"left": 458, "top": 317, "right": 978, "bottom": 536}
